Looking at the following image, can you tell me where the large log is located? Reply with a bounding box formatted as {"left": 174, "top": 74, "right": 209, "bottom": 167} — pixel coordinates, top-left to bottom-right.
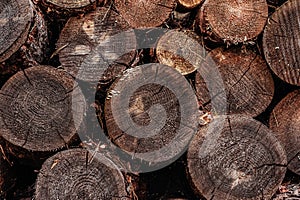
{"left": 195, "top": 47, "right": 274, "bottom": 116}
{"left": 35, "top": 148, "right": 131, "bottom": 199}
{"left": 104, "top": 63, "right": 198, "bottom": 171}
{"left": 56, "top": 7, "right": 136, "bottom": 82}
{"left": 198, "top": 0, "right": 268, "bottom": 44}
{"left": 0, "top": 0, "right": 33, "bottom": 62}
{"left": 114, "top": 0, "right": 176, "bottom": 28}
{"left": 263, "top": 0, "right": 300, "bottom": 86}
{"left": 0, "top": 66, "right": 84, "bottom": 161}
{"left": 269, "top": 90, "right": 300, "bottom": 175}
{"left": 156, "top": 30, "right": 205, "bottom": 75}
{"left": 187, "top": 115, "right": 287, "bottom": 200}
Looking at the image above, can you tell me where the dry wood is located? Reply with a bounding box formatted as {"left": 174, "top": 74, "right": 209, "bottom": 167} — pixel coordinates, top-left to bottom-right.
{"left": 35, "top": 148, "right": 130, "bottom": 199}
{"left": 269, "top": 90, "right": 300, "bottom": 175}
{"left": 0, "top": 0, "right": 33, "bottom": 62}
{"left": 198, "top": 0, "right": 268, "bottom": 44}
{"left": 0, "top": 66, "right": 83, "bottom": 155}
{"left": 41, "top": 0, "right": 97, "bottom": 10}
{"left": 104, "top": 63, "right": 198, "bottom": 169}
{"left": 177, "top": 0, "right": 203, "bottom": 9}
{"left": 156, "top": 30, "right": 205, "bottom": 75}
{"left": 57, "top": 7, "right": 136, "bottom": 82}
{"left": 187, "top": 115, "right": 287, "bottom": 200}
{"left": 114, "top": 0, "right": 176, "bottom": 28}
{"left": 263, "top": 0, "right": 300, "bottom": 86}
{"left": 195, "top": 47, "right": 274, "bottom": 116}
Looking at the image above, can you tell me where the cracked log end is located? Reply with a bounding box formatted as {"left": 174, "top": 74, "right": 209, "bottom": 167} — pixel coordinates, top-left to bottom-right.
{"left": 269, "top": 90, "right": 300, "bottom": 175}
{"left": 263, "top": 0, "right": 300, "bottom": 86}
{"left": 195, "top": 47, "right": 274, "bottom": 116}
{"left": 114, "top": 0, "right": 176, "bottom": 28}
{"left": 0, "top": 66, "right": 84, "bottom": 155}
{"left": 198, "top": 0, "right": 268, "bottom": 44}
{"left": 187, "top": 115, "right": 287, "bottom": 200}
{"left": 35, "top": 148, "right": 131, "bottom": 199}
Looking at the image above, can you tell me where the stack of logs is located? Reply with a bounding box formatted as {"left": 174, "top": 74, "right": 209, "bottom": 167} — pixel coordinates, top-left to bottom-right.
{"left": 0, "top": 0, "right": 300, "bottom": 199}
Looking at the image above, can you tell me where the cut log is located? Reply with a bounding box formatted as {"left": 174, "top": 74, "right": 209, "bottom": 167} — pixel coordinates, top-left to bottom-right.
{"left": 187, "top": 115, "right": 287, "bottom": 200}
{"left": 0, "top": 0, "right": 33, "bottom": 62}
{"left": 269, "top": 90, "right": 300, "bottom": 175}
{"left": 56, "top": 7, "right": 136, "bottom": 82}
{"left": 263, "top": 0, "right": 300, "bottom": 86}
{"left": 195, "top": 47, "right": 274, "bottom": 116}
{"left": 104, "top": 63, "right": 198, "bottom": 171}
{"left": 40, "top": 0, "right": 98, "bottom": 11}
{"left": 0, "top": 66, "right": 84, "bottom": 157}
{"left": 114, "top": 0, "right": 176, "bottom": 28}
{"left": 198, "top": 0, "right": 268, "bottom": 44}
{"left": 156, "top": 30, "right": 206, "bottom": 75}
{"left": 177, "top": 0, "right": 203, "bottom": 9}
{"left": 35, "top": 148, "right": 131, "bottom": 199}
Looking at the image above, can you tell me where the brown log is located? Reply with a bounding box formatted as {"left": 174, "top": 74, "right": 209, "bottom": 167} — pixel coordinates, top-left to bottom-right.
{"left": 40, "top": 0, "right": 98, "bottom": 11}
{"left": 0, "top": 0, "right": 33, "bottom": 62}
{"left": 156, "top": 29, "right": 205, "bottom": 75}
{"left": 104, "top": 63, "right": 198, "bottom": 170}
{"left": 269, "top": 90, "right": 300, "bottom": 175}
{"left": 195, "top": 47, "right": 274, "bottom": 116}
{"left": 114, "top": 0, "right": 176, "bottom": 28}
{"left": 187, "top": 115, "right": 287, "bottom": 200}
{"left": 198, "top": 0, "right": 268, "bottom": 44}
{"left": 0, "top": 66, "right": 84, "bottom": 159}
{"left": 56, "top": 7, "right": 136, "bottom": 82}
{"left": 35, "top": 148, "right": 131, "bottom": 199}
{"left": 263, "top": 0, "right": 300, "bottom": 86}
{"left": 177, "top": 0, "right": 203, "bottom": 9}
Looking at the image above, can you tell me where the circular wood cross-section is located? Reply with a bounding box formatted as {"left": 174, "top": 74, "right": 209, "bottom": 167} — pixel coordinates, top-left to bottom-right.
{"left": 187, "top": 115, "right": 287, "bottom": 200}
{"left": 195, "top": 47, "right": 274, "bottom": 116}
{"left": 43, "top": 0, "right": 95, "bottom": 9}
{"left": 177, "top": 0, "right": 203, "bottom": 9}
{"left": 57, "top": 7, "right": 136, "bottom": 82}
{"left": 35, "top": 148, "right": 130, "bottom": 199}
{"left": 263, "top": 0, "right": 300, "bottom": 86}
{"left": 114, "top": 0, "right": 176, "bottom": 28}
{"left": 269, "top": 90, "right": 300, "bottom": 175}
{"left": 0, "top": 0, "right": 33, "bottom": 62}
{"left": 0, "top": 66, "right": 83, "bottom": 152}
{"left": 156, "top": 30, "right": 205, "bottom": 75}
{"left": 198, "top": 0, "right": 268, "bottom": 44}
{"left": 105, "top": 63, "right": 199, "bottom": 171}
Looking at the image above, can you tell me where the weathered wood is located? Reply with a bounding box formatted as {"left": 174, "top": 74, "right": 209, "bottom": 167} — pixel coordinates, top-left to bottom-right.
{"left": 263, "top": 0, "right": 300, "bottom": 86}
{"left": 40, "top": 0, "right": 98, "bottom": 10}
{"left": 195, "top": 47, "right": 274, "bottom": 116}
{"left": 156, "top": 30, "right": 205, "bottom": 75}
{"left": 0, "top": 0, "right": 33, "bottom": 62}
{"left": 104, "top": 63, "right": 198, "bottom": 170}
{"left": 269, "top": 90, "right": 300, "bottom": 175}
{"left": 198, "top": 0, "right": 268, "bottom": 44}
{"left": 114, "top": 0, "right": 176, "bottom": 28}
{"left": 187, "top": 115, "right": 287, "bottom": 200}
{"left": 0, "top": 66, "right": 83, "bottom": 156}
{"left": 57, "top": 7, "right": 136, "bottom": 82}
{"left": 177, "top": 0, "right": 203, "bottom": 9}
{"left": 35, "top": 148, "right": 131, "bottom": 199}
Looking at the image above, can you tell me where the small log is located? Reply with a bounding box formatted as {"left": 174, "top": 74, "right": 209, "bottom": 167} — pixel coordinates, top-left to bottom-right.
{"left": 104, "top": 63, "right": 198, "bottom": 171}
{"left": 0, "top": 0, "right": 33, "bottom": 62}
{"left": 269, "top": 90, "right": 300, "bottom": 175}
{"left": 195, "top": 47, "right": 274, "bottom": 116}
{"left": 0, "top": 66, "right": 84, "bottom": 159}
{"left": 39, "top": 0, "right": 99, "bottom": 12}
{"left": 198, "top": 0, "right": 268, "bottom": 44}
{"left": 156, "top": 30, "right": 205, "bottom": 75}
{"left": 187, "top": 115, "right": 287, "bottom": 200}
{"left": 35, "top": 148, "right": 131, "bottom": 199}
{"left": 177, "top": 0, "right": 203, "bottom": 9}
{"left": 56, "top": 7, "right": 136, "bottom": 82}
{"left": 114, "top": 0, "right": 176, "bottom": 28}
{"left": 263, "top": 0, "right": 300, "bottom": 86}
